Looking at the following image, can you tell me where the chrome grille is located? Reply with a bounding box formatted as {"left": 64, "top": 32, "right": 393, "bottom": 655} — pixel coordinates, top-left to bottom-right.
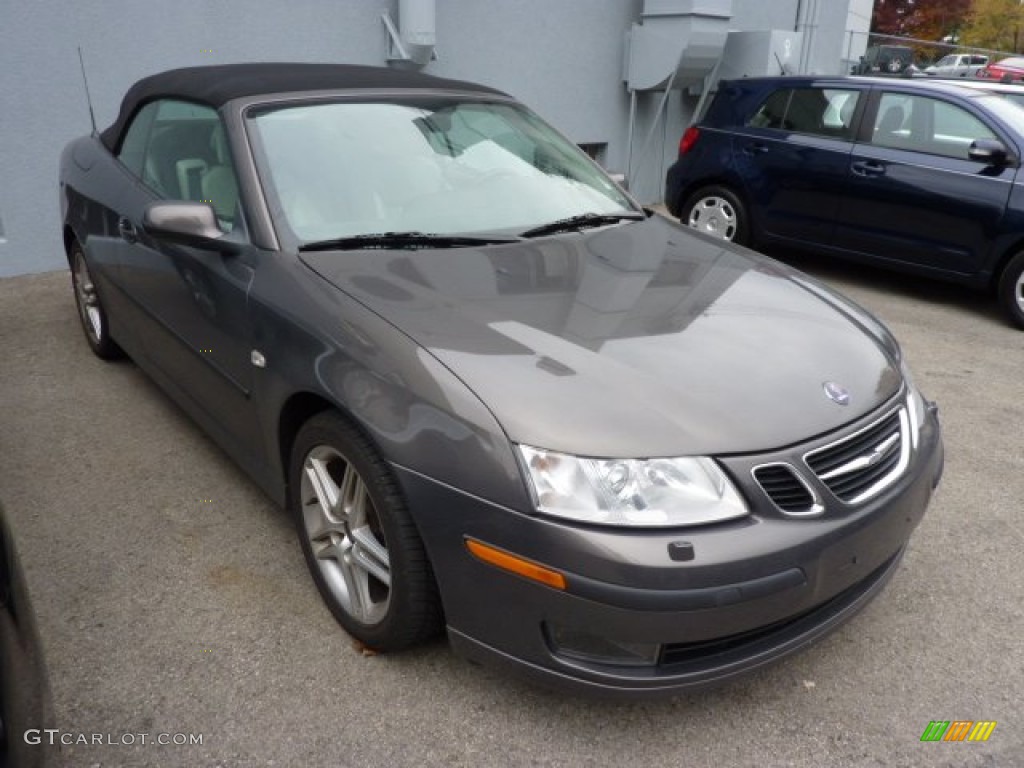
{"left": 805, "top": 407, "right": 908, "bottom": 504}
{"left": 752, "top": 464, "right": 820, "bottom": 515}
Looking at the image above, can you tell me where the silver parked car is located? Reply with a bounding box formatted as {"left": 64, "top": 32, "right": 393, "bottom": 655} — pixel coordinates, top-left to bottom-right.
{"left": 925, "top": 53, "right": 989, "bottom": 78}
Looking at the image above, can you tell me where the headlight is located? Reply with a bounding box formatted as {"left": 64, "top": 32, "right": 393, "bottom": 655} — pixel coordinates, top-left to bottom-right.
{"left": 516, "top": 445, "right": 748, "bottom": 527}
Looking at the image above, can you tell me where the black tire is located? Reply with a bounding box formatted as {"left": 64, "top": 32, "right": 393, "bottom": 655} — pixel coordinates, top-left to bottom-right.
{"left": 997, "top": 252, "right": 1024, "bottom": 330}
{"left": 681, "top": 185, "right": 750, "bottom": 246}
{"left": 70, "top": 241, "right": 123, "bottom": 360}
{"left": 289, "top": 411, "right": 442, "bottom": 651}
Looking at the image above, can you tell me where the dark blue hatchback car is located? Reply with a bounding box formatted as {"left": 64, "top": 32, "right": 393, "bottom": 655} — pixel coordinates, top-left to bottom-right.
{"left": 665, "top": 75, "right": 1024, "bottom": 328}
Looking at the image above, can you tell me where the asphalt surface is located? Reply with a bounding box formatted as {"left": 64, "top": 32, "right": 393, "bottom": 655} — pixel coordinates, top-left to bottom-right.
{"left": 1, "top": 245, "right": 1022, "bottom": 767}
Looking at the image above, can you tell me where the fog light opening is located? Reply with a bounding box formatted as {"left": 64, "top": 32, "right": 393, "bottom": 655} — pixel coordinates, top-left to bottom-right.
{"left": 546, "top": 623, "right": 660, "bottom": 668}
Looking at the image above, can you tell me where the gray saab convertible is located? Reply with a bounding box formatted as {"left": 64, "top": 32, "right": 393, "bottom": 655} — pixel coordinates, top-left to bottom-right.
{"left": 59, "top": 63, "right": 943, "bottom": 697}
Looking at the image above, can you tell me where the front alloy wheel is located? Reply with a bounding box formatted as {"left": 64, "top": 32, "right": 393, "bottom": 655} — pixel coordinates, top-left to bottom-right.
{"left": 290, "top": 412, "right": 441, "bottom": 651}
{"left": 301, "top": 444, "right": 392, "bottom": 626}
{"left": 71, "top": 243, "right": 122, "bottom": 359}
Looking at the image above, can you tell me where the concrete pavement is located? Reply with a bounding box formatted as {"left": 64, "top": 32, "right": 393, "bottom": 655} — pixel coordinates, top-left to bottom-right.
{"left": 0, "top": 253, "right": 1021, "bottom": 767}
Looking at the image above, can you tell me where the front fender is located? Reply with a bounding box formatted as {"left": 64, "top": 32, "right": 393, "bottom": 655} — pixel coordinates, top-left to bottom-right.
{"left": 248, "top": 255, "right": 530, "bottom": 513}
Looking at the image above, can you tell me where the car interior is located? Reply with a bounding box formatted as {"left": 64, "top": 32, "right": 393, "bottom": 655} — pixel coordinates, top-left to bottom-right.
{"left": 141, "top": 109, "right": 239, "bottom": 231}
{"left": 748, "top": 87, "right": 860, "bottom": 140}
{"left": 870, "top": 94, "right": 997, "bottom": 160}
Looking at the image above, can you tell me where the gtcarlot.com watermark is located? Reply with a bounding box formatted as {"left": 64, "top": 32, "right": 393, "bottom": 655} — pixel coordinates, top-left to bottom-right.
{"left": 24, "top": 729, "right": 204, "bottom": 747}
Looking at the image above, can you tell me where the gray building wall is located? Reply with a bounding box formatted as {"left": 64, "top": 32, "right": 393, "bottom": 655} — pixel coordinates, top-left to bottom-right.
{"left": 0, "top": 0, "right": 862, "bottom": 277}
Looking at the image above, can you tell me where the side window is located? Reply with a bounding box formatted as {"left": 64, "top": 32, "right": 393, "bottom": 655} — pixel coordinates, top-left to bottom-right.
{"left": 116, "top": 102, "right": 159, "bottom": 178}
{"left": 140, "top": 100, "right": 241, "bottom": 231}
{"left": 748, "top": 89, "right": 790, "bottom": 130}
{"left": 871, "top": 93, "right": 996, "bottom": 160}
{"left": 932, "top": 101, "right": 996, "bottom": 158}
{"left": 871, "top": 93, "right": 912, "bottom": 150}
{"left": 797, "top": 88, "right": 861, "bottom": 139}
{"left": 747, "top": 88, "right": 860, "bottom": 139}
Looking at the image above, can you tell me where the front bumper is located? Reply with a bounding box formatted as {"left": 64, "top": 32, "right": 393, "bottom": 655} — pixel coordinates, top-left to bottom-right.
{"left": 395, "top": 402, "right": 942, "bottom": 698}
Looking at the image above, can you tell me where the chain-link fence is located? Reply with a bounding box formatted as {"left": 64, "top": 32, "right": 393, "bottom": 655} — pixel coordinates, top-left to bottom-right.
{"left": 844, "top": 31, "right": 1017, "bottom": 76}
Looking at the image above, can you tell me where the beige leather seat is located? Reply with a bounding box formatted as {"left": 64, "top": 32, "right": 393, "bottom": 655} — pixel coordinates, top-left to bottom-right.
{"left": 200, "top": 125, "right": 239, "bottom": 229}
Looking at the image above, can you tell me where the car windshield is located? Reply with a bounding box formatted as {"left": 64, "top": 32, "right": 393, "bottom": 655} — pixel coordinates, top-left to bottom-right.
{"left": 247, "top": 98, "right": 635, "bottom": 243}
{"left": 934, "top": 55, "right": 956, "bottom": 67}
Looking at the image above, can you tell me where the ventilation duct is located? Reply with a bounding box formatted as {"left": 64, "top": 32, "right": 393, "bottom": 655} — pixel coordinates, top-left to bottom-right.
{"left": 383, "top": 0, "right": 436, "bottom": 70}
{"left": 624, "top": 0, "right": 732, "bottom": 196}
{"left": 625, "top": 0, "right": 733, "bottom": 92}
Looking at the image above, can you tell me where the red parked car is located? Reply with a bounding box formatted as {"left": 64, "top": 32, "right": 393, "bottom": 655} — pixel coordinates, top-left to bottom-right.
{"left": 978, "top": 56, "right": 1024, "bottom": 81}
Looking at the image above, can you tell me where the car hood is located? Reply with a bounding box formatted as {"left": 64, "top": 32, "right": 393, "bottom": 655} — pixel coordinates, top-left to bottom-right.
{"left": 301, "top": 216, "right": 902, "bottom": 457}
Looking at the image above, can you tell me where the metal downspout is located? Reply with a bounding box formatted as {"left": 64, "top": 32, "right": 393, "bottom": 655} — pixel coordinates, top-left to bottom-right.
{"left": 626, "top": 90, "right": 638, "bottom": 182}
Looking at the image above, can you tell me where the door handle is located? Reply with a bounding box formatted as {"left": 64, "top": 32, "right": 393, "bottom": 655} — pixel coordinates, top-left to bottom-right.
{"left": 117, "top": 217, "right": 138, "bottom": 243}
{"left": 742, "top": 143, "right": 769, "bottom": 157}
{"left": 851, "top": 160, "right": 886, "bottom": 177}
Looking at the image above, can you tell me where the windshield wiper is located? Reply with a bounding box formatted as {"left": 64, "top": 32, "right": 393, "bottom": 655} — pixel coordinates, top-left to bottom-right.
{"left": 298, "top": 231, "right": 522, "bottom": 252}
{"left": 519, "top": 211, "right": 646, "bottom": 238}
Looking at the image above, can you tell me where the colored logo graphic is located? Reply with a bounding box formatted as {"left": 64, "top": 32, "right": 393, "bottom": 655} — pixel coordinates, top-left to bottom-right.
{"left": 920, "top": 721, "right": 997, "bottom": 742}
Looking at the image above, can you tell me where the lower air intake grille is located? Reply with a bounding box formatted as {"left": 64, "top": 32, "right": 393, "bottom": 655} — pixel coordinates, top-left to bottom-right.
{"left": 753, "top": 464, "right": 817, "bottom": 514}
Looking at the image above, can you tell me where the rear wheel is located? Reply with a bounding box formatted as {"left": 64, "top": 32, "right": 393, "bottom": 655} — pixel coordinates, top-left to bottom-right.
{"left": 70, "top": 242, "right": 122, "bottom": 359}
{"left": 289, "top": 411, "right": 442, "bottom": 651}
{"left": 997, "top": 252, "right": 1024, "bottom": 330}
{"left": 682, "top": 186, "right": 749, "bottom": 245}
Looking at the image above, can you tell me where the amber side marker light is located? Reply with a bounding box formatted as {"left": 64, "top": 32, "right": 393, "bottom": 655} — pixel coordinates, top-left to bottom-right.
{"left": 465, "top": 539, "right": 567, "bottom": 590}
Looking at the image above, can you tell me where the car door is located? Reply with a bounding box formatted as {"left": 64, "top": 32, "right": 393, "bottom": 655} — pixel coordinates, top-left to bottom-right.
{"left": 112, "top": 99, "right": 260, "bottom": 449}
{"left": 834, "top": 89, "right": 1014, "bottom": 276}
{"left": 732, "top": 84, "right": 867, "bottom": 246}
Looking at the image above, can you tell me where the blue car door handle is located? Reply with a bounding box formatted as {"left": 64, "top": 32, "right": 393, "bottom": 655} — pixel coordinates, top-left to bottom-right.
{"left": 742, "top": 143, "right": 769, "bottom": 156}
{"left": 117, "top": 216, "right": 138, "bottom": 243}
{"left": 851, "top": 160, "right": 886, "bottom": 177}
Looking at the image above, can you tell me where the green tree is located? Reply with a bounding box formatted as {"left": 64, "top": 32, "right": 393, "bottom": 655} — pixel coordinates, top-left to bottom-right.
{"left": 962, "top": 0, "right": 1024, "bottom": 52}
{"left": 909, "top": 0, "right": 972, "bottom": 42}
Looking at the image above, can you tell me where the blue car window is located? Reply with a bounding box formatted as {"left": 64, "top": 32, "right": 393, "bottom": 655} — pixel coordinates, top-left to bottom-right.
{"left": 747, "top": 89, "right": 790, "bottom": 130}
{"left": 812, "top": 89, "right": 861, "bottom": 138}
{"left": 871, "top": 93, "right": 996, "bottom": 160}
{"left": 747, "top": 88, "right": 860, "bottom": 140}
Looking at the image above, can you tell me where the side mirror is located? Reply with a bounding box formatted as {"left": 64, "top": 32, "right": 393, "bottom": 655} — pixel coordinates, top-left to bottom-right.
{"left": 142, "top": 202, "right": 240, "bottom": 254}
{"left": 968, "top": 138, "right": 1011, "bottom": 166}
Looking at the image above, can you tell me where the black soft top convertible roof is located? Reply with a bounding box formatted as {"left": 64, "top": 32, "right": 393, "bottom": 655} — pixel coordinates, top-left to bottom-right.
{"left": 100, "top": 62, "right": 509, "bottom": 151}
